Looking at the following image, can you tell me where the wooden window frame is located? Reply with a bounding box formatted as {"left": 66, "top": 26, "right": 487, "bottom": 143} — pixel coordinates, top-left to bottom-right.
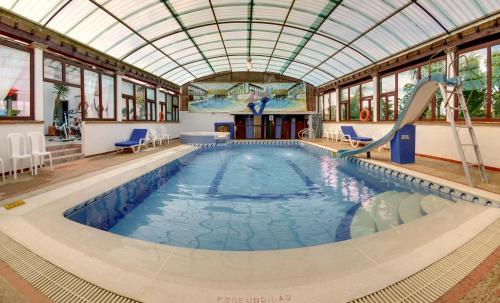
{"left": 0, "top": 39, "right": 34, "bottom": 120}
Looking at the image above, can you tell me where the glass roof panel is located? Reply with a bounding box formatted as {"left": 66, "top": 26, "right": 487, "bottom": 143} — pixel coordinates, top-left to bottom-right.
{"left": 2, "top": 0, "right": 497, "bottom": 86}
{"left": 212, "top": 2, "right": 248, "bottom": 22}
{"left": 1, "top": 0, "right": 66, "bottom": 24}
{"left": 418, "top": 0, "right": 500, "bottom": 30}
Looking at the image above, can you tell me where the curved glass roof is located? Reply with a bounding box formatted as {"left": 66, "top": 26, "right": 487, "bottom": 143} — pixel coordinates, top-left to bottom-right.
{"left": 1, "top": 0, "right": 498, "bottom": 86}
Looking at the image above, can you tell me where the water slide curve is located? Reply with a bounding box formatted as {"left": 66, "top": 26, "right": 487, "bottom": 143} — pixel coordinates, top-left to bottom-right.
{"left": 337, "top": 73, "right": 457, "bottom": 158}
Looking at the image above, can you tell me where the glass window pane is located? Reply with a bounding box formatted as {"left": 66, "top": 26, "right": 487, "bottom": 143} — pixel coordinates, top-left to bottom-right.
{"left": 44, "top": 58, "right": 62, "bottom": 81}
{"left": 83, "top": 70, "right": 99, "bottom": 119}
{"left": 146, "top": 88, "right": 155, "bottom": 100}
{"left": 121, "top": 97, "right": 128, "bottom": 120}
{"left": 340, "top": 88, "right": 348, "bottom": 101}
{"left": 323, "top": 95, "right": 330, "bottom": 120}
{"left": 122, "top": 81, "right": 134, "bottom": 95}
{"left": 459, "top": 48, "right": 487, "bottom": 118}
{"left": 340, "top": 103, "right": 347, "bottom": 121}
{"left": 379, "top": 97, "right": 386, "bottom": 121}
{"left": 397, "top": 68, "right": 418, "bottom": 115}
{"left": 330, "top": 92, "right": 337, "bottom": 121}
{"left": 349, "top": 85, "right": 360, "bottom": 120}
{"left": 101, "top": 74, "right": 114, "bottom": 119}
{"left": 158, "top": 91, "right": 166, "bottom": 102}
{"left": 361, "top": 81, "right": 373, "bottom": 97}
{"left": 65, "top": 64, "right": 81, "bottom": 85}
{"left": 167, "top": 94, "right": 173, "bottom": 112}
{"left": 173, "top": 96, "right": 179, "bottom": 106}
{"left": 380, "top": 74, "right": 395, "bottom": 93}
{"left": 0, "top": 45, "right": 31, "bottom": 118}
{"left": 492, "top": 44, "right": 500, "bottom": 119}
{"left": 135, "top": 85, "right": 146, "bottom": 120}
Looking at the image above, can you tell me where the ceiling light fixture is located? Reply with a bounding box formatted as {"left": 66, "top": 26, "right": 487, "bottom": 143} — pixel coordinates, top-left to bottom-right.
{"left": 246, "top": 57, "right": 253, "bottom": 70}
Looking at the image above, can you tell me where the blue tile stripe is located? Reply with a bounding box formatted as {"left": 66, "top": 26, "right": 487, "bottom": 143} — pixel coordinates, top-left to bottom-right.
{"left": 335, "top": 203, "right": 362, "bottom": 242}
{"left": 207, "top": 156, "right": 231, "bottom": 196}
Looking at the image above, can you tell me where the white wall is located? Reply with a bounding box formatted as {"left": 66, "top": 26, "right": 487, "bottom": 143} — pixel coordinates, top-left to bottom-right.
{"left": 323, "top": 122, "right": 500, "bottom": 169}
{"left": 179, "top": 112, "right": 234, "bottom": 133}
{"left": 82, "top": 122, "right": 182, "bottom": 156}
{"left": 0, "top": 123, "right": 44, "bottom": 172}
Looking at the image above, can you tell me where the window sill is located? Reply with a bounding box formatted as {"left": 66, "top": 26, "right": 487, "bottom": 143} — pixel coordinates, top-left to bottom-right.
{"left": 0, "top": 120, "right": 44, "bottom": 124}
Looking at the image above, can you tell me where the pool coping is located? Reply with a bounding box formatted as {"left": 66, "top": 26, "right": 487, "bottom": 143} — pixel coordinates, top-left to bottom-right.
{"left": 0, "top": 142, "right": 498, "bottom": 303}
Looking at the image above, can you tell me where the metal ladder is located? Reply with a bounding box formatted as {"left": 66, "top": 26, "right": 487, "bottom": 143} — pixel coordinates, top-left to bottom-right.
{"left": 438, "top": 81, "right": 488, "bottom": 187}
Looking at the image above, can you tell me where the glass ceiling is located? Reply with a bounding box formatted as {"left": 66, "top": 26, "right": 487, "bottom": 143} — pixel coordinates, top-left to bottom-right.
{"left": 1, "top": 0, "right": 498, "bottom": 86}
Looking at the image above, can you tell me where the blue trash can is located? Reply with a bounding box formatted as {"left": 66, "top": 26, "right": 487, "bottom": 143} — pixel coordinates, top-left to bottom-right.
{"left": 390, "top": 124, "right": 416, "bottom": 164}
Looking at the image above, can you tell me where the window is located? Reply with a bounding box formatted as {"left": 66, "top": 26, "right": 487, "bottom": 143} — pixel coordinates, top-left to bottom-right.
{"left": 158, "top": 91, "right": 166, "bottom": 122}
{"left": 101, "top": 75, "right": 115, "bottom": 119}
{"left": 329, "top": 92, "right": 337, "bottom": 121}
{"left": 135, "top": 85, "right": 146, "bottom": 120}
{"left": 360, "top": 81, "right": 373, "bottom": 121}
{"left": 83, "top": 70, "right": 100, "bottom": 119}
{"left": 146, "top": 88, "right": 156, "bottom": 121}
{"left": 493, "top": 44, "right": 500, "bottom": 118}
{"left": 349, "top": 85, "right": 360, "bottom": 120}
{"left": 166, "top": 93, "right": 173, "bottom": 121}
{"left": 122, "top": 81, "right": 134, "bottom": 120}
{"left": 340, "top": 88, "right": 348, "bottom": 121}
{"left": 458, "top": 47, "right": 488, "bottom": 119}
{"left": 420, "top": 60, "right": 446, "bottom": 120}
{"left": 0, "top": 44, "right": 31, "bottom": 119}
{"left": 173, "top": 95, "right": 179, "bottom": 122}
{"left": 379, "top": 74, "right": 396, "bottom": 121}
{"left": 397, "top": 68, "right": 418, "bottom": 115}
{"left": 121, "top": 80, "right": 155, "bottom": 121}
{"left": 44, "top": 58, "right": 62, "bottom": 81}
{"left": 322, "top": 94, "right": 330, "bottom": 120}
{"left": 65, "top": 65, "right": 81, "bottom": 85}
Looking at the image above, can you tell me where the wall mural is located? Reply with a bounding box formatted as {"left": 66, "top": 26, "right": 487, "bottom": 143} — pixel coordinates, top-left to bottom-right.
{"left": 188, "top": 82, "right": 307, "bottom": 113}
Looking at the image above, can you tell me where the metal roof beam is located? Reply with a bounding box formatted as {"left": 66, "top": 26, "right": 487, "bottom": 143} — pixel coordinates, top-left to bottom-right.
{"left": 160, "top": 0, "right": 215, "bottom": 74}
{"left": 280, "top": 0, "right": 343, "bottom": 75}
{"left": 208, "top": 0, "right": 232, "bottom": 71}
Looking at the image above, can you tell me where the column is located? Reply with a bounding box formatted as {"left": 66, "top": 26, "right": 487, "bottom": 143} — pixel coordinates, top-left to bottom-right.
{"left": 335, "top": 87, "right": 341, "bottom": 122}
{"left": 372, "top": 73, "right": 379, "bottom": 122}
{"left": 115, "top": 71, "right": 124, "bottom": 122}
{"left": 445, "top": 47, "right": 458, "bottom": 122}
{"left": 29, "top": 42, "right": 47, "bottom": 121}
{"left": 155, "top": 85, "right": 161, "bottom": 122}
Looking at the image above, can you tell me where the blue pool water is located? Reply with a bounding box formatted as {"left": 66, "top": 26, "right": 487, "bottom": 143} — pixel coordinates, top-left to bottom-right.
{"left": 65, "top": 144, "right": 454, "bottom": 251}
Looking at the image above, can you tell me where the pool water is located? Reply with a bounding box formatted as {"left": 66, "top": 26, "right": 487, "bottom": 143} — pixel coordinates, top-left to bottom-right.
{"left": 66, "top": 144, "right": 456, "bottom": 251}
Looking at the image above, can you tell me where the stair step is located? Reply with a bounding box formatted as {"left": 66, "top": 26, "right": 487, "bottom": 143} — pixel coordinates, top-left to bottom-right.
{"left": 350, "top": 208, "right": 377, "bottom": 239}
{"left": 398, "top": 192, "right": 425, "bottom": 223}
{"left": 50, "top": 148, "right": 82, "bottom": 158}
{"left": 52, "top": 153, "right": 85, "bottom": 166}
{"left": 420, "top": 195, "right": 452, "bottom": 215}
{"left": 46, "top": 143, "right": 82, "bottom": 152}
{"left": 372, "top": 191, "right": 408, "bottom": 231}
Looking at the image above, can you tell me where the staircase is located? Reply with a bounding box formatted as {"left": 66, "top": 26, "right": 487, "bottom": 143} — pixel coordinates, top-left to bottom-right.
{"left": 46, "top": 143, "right": 84, "bottom": 166}
{"left": 350, "top": 191, "right": 453, "bottom": 239}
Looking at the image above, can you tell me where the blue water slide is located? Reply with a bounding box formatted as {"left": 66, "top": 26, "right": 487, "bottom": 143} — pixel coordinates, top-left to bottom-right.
{"left": 337, "top": 74, "right": 458, "bottom": 158}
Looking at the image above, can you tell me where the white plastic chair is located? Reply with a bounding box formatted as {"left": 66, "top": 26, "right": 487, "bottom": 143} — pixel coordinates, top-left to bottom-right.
{"left": 0, "top": 158, "right": 5, "bottom": 182}
{"left": 28, "top": 132, "right": 53, "bottom": 175}
{"left": 160, "top": 126, "right": 171, "bottom": 144}
{"left": 7, "top": 133, "right": 33, "bottom": 179}
{"left": 148, "top": 129, "right": 162, "bottom": 147}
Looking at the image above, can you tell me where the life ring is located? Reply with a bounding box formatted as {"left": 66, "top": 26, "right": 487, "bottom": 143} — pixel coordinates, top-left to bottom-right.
{"left": 159, "top": 111, "right": 165, "bottom": 122}
{"left": 359, "top": 109, "right": 370, "bottom": 121}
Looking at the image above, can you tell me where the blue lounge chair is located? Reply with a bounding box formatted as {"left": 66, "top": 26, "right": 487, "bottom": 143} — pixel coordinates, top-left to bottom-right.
{"left": 115, "top": 129, "right": 148, "bottom": 153}
{"left": 340, "top": 126, "right": 372, "bottom": 147}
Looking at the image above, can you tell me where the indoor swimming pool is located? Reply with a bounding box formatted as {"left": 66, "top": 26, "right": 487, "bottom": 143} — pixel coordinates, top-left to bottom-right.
{"left": 65, "top": 143, "right": 458, "bottom": 251}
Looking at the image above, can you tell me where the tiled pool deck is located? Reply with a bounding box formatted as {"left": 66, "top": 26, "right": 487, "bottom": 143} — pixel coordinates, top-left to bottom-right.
{"left": 0, "top": 140, "right": 499, "bottom": 303}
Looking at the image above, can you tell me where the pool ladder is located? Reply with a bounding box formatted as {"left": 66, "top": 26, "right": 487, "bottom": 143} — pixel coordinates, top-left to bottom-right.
{"left": 438, "top": 79, "right": 488, "bottom": 187}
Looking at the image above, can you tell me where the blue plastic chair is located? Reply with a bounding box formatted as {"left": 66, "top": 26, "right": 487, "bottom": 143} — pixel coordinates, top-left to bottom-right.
{"left": 115, "top": 129, "right": 148, "bottom": 153}
{"left": 340, "top": 126, "right": 372, "bottom": 147}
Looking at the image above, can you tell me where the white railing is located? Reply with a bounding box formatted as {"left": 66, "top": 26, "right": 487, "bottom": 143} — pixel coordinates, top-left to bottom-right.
{"left": 298, "top": 128, "right": 310, "bottom": 140}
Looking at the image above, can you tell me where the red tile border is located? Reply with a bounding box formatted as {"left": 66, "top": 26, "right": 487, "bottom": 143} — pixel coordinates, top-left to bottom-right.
{"left": 0, "top": 259, "right": 53, "bottom": 303}
{"left": 436, "top": 247, "right": 500, "bottom": 303}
